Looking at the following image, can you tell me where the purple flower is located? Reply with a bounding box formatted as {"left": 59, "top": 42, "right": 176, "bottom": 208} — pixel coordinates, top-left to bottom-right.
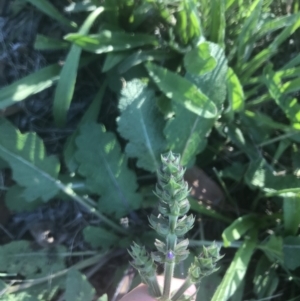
{"left": 167, "top": 251, "right": 175, "bottom": 260}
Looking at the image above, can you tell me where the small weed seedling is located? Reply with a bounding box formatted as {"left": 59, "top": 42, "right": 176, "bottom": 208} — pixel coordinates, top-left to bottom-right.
{"left": 129, "top": 151, "right": 222, "bottom": 301}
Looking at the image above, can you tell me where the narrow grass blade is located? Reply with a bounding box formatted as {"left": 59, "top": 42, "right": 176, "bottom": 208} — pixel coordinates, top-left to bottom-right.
{"left": 34, "top": 34, "right": 69, "bottom": 50}
{"left": 209, "top": 0, "right": 226, "bottom": 48}
{"left": 284, "top": 196, "right": 300, "bottom": 236}
{"left": 65, "top": 31, "right": 158, "bottom": 54}
{"left": 0, "top": 64, "right": 60, "bottom": 110}
{"left": 25, "top": 0, "right": 77, "bottom": 28}
{"left": 237, "top": 0, "right": 262, "bottom": 63}
{"left": 53, "top": 7, "right": 104, "bottom": 126}
{"left": 211, "top": 230, "right": 258, "bottom": 301}
{"left": 226, "top": 67, "right": 244, "bottom": 112}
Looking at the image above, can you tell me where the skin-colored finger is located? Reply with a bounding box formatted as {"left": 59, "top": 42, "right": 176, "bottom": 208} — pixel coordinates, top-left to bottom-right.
{"left": 119, "top": 276, "right": 197, "bottom": 301}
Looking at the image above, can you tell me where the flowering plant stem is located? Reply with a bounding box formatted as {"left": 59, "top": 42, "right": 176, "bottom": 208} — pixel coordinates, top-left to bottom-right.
{"left": 129, "top": 151, "right": 222, "bottom": 301}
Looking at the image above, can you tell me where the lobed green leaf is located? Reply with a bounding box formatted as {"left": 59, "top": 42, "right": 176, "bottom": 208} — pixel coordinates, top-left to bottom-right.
{"left": 117, "top": 79, "right": 167, "bottom": 172}
{"left": 75, "top": 123, "right": 141, "bottom": 217}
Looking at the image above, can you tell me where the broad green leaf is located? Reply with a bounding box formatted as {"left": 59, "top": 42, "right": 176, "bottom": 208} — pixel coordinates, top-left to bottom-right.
{"left": 65, "top": 269, "right": 95, "bottom": 301}
{"left": 117, "top": 80, "right": 167, "bottom": 172}
{"left": 184, "top": 42, "right": 217, "bottom": 75}
{"left": 211, "top": 230, "right": 258, "bottom": 301}
{"left": 83, "top": 226, "right": 119, "bottom": 249}
{"left": 53, "top": 7, "right": 104, "bottom": 126}
{"left": 283, "top": 236, "right": 300, "bottom": 270}
{"left": 0, "top": 118, "right": 60, "bottom": 202}
{"left": 25, "top": 0, "right": 77, "bottom": 28}
{"left": 146, "top": 62, "right": 217, "bottom": 118}
{"left": 253, "top": 255, "right": 279, "bottom": 299}
{"left": 222, "top": 214, "right": 257, "bottom": 247}
{"left": 209, "top": 0, "right": 226, "bottom": 48}
{"left": 34, "top": 34, "right": 69, "bottom": 50}
{"left": 64, "top": 82, "right": 106, "bottom": 172}
{"left": 284, "top": 196, "right": 300, "bottom": 235}
{"left": 97, "top": 295, "right": 108, "bottom": 301}
{"left": 226, "top": 67, "right": 244, "bottom": 112}
{"left": 65, "top": 31, "right": 158, "bottom": 54}
{"left": 75, "top": 123, "right": 141, "bottom": 217}
{"left": 258, "top": 235, "right": 283, "bottom": 263}
{"left": 0, "top": 241, "right": 66, "bottom": 278}
{"left": 0, "top": 64, "right": 60, "bottom": 110}
{"left": 185, "top": 43, "right": 227, "bottom": 110}
{"left": 5, "top": 185, "right": 42, "bottom": 212}
{"left": 163, "top": 43, "right": 227, "bottom": 165}
{"left": 245, "top": 159, "right": 300, "bottom": 192}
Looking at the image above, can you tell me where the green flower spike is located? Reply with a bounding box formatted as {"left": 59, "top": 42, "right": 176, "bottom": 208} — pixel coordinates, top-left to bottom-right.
{"left": 171, "top": 242, "right": 223, "bottom": 301}
{"left": 128, "top": 242, "right": 161, "bottom": 297}
{"left": 128, "top": 152, "right": 222, "bottom": 301}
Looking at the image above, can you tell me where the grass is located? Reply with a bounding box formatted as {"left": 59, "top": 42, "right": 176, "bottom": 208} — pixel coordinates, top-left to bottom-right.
{"left": 0, "top": 0, "right": 300, "bottom": 301}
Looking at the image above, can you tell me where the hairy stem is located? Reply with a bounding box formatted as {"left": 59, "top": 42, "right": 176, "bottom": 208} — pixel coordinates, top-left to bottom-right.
{"left": 147, "top": 275, "right": 162, "bottom": 297}
{"left": 163, "top": 216, "right": 178, "bottom": 300}
{"left": 171, "top": 277, "right": 193, "bottom": 301}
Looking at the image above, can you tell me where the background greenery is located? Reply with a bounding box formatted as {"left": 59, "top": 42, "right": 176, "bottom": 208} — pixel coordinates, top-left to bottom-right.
{"left": 0, "top": 0, "right": 300, "bottom": 300}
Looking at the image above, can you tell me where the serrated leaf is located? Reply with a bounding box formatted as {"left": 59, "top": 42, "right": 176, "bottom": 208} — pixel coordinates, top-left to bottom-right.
{"left": 65, "top": 31, "right": 158, "bottom": 54}
{"left": 83, "top": 226, "right": 119, "bottom": 249}
{"left": 65, "top": 269, "right": 95, "bottom": 301}
{"left": 117, "top": 80, "right": 167, "bottom": 172}
{"left": 0, "top": 241, "right": 66, "bottom": 278}
{"left": 146, "top": 62, "right": 217, "bottom": 118}
{"left": 211, "top": 230, "right": 258, "bottom": 301}
{"left": 164, "top": 43, "right": 227, "bottom": 165}
{"left": 0, "top": 64, "right": 60, "bottom": 110}
{"left": 64, "top": 82, "right": 106, "bottom": 172}
{"left": 222, "top": 214, "right": 257, "bottom": 247}
{"left": 75, "top": 123, "right": 141, "bottom": 217}
{"left": 53, "top": 7, "right": 104, "bottom": 126}
{"left": 184, "top": 42, "right": 217, "bottom": 75}
{"left": 0, "top": 118, "right": 60, "bottom": 202}
{"left": 283, "top": 236, "right": 300, "bottom": 270}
